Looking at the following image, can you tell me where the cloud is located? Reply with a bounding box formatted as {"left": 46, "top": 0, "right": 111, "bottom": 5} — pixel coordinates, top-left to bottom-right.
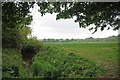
{"left": 29, "top": 6, "right": 118, "bottom": 39}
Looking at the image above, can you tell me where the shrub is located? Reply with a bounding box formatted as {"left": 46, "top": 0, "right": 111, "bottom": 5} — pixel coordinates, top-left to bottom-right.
{"left": 2, "top": 49, "right": 29, "bottom": 78}
{"left": 21, "top": 38, "right": 43, "bottom": 63}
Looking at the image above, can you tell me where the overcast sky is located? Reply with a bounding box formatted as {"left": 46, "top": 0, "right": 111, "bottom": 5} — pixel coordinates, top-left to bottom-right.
{"left": 29, "top": 4, "right": 118, "bottom": 39}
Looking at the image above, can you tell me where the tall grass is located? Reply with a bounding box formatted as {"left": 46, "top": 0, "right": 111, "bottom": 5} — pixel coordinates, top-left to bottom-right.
{"left": 44, "top": 42, "right": 118, "bottom": 77}
{"left": 31, "top": 46, "right": 105, "bottom": 78}
{"left": 2, "top": 49, "right": 30, "bottom": 78}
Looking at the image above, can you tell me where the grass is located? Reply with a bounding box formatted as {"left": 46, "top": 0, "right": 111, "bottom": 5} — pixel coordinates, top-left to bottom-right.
{"left": 2, "top": 49, "right": 29, "bottom": 78}
{"left": 3, "top": 46, "right": 105, "bottom": 78}
{"left": 2, "top": 42, "right": 118, "bottom": 78}
{"left": 31, "top": 46, "right": 105, "bottom": 78}
{"left": 44, "top": 42, "right": 118, "bottom": 77}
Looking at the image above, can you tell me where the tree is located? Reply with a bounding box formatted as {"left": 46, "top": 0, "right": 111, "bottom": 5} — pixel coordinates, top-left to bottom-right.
{"left": 2, "top": 2, "right": 34, "bottom": 49}
{"left": 37, "top": 2, "right": 120, "bottom": 33}
{"left": 2, "top": 2, "right": 120, "bottom": 48}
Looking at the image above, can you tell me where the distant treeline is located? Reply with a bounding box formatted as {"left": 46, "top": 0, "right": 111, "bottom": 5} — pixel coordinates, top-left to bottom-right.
{"left": 41, "top": 35, "right": 119, "bottom": 43}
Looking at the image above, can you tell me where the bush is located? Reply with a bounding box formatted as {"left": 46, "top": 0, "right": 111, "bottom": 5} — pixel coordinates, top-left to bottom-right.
{"left": 2, "top": 49, "right": 29, "bottom": 78}
{"left": 21, "top": 38, "right": 43, "bottom": 64}
{"left": 22, "top": 38, "right": 43, "bottom": 53}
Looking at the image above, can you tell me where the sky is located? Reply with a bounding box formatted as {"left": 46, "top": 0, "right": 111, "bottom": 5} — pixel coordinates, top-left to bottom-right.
{"left": 29, "top": 4, "right": 118, "bottom": 39}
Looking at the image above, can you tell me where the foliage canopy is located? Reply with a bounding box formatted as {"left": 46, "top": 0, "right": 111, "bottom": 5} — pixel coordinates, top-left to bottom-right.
{"left": 37, "top": 2, "right": 120, "bottom": 33}
{"left": 2, "top": 2, "right": 34, "bottom": 49}
{"left": 2, "top": 2, "right": 120, "bottom": 48}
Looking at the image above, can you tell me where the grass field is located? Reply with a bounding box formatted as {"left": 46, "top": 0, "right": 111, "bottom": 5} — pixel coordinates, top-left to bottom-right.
{"left": 44, "top": 42, "right": 118, "bottom": 77}
{"left": 31, "top": 46, "right": 104, "bottom": 78}
{"left": 2, "top": 42, "right": 118, "bottom": 78}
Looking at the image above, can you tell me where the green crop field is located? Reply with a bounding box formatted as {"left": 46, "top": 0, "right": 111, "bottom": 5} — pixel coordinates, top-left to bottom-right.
{"left": 44, "top": 42, "right": 119, "bottom": 77}
{"left": 2, "top": 42, "right": 119, "bottom": 78}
